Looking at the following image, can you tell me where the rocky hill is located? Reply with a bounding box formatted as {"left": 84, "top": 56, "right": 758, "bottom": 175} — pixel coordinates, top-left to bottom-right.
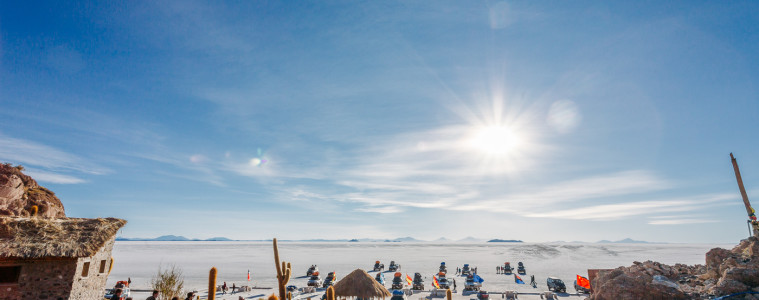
{"left": 591, "top": 236, "right": 759, "bottom": 299}
{"left": 0, "top": 163, "right": 66, "bottom": 218}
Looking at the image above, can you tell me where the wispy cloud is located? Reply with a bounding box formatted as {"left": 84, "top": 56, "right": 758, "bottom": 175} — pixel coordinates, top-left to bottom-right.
{"left": 23, "top": 169, "right": 86, "bottom": 184}
{"left": 648, "top": 219, "right": 720, "bottom": 225}
{"left": 525, "top": 193, "right": 734, "bottom": 220}
{"left": 0, "top": 133, "right": 108, "bottom": 184}
{"left": 355, "top": 206, "right": 405, "bottom": 214}
{"left": 209, "top": 120, "right": 696, "bottom": 218}
{"left": 0, "top": 133, "right": 107, "bottom": 175}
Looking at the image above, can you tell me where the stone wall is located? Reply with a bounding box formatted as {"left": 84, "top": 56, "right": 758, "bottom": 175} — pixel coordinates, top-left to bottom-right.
{"left": 1, "top": 258, "right": 78, "bottom": 300}
{"left": 70, "top": 238, "right": 116, "bottom": 299}
{"left": 0, "top": 238, "right": 117, "bottom": 300}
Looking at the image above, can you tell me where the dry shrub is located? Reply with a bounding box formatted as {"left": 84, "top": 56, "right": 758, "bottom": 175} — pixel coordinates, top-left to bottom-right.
{"left": 151, "top": 264, "right": 185, "bottom": 299}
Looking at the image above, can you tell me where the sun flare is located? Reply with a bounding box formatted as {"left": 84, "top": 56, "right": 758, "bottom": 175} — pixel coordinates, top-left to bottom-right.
{"left": 469, "top": 125, "right": 521, "bottom": 155}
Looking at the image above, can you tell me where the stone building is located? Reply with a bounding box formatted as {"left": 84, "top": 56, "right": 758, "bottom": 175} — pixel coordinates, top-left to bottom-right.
{"left": 0, "top": 217, "right": 126, "bottom": 299}
{"left": 0, "top": 163, "right": 127, "bottom": 299}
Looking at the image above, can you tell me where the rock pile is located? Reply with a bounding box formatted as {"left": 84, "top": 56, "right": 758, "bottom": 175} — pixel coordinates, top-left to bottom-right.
{"left": 0, "top": 163, "right": 66, "bottom": 218}
{"left": 590, "top": 237, "right": 759, "bottom": 299}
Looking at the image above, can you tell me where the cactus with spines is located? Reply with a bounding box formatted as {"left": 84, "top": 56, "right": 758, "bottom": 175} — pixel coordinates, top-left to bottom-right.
{"left": 446, "top": 288, "right": 452, "bottom": 300}
{"left": 209, "top": 267, "right": 217, "bottom": 300}
{"left": 268, "top": 294, "right": 278, "bottom": 300}
{"left": 287, "top": 291, "right": 292, "bottom": 300}
{"left": 326, "top": 286, "right": 336, "bottom": 300}
{"left": 273, "top": 238, "right": 291, "bottom": 300}
{"left": 108, "top": 257, "right": 114, "bottom": 275}
{"left": 30, "top": 205, "right": 38, "bottom": 217}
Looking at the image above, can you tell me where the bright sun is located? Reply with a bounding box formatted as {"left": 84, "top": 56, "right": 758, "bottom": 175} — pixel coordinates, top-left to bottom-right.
{"left": 469, "top": 125, "right": 521, "bottom": 155}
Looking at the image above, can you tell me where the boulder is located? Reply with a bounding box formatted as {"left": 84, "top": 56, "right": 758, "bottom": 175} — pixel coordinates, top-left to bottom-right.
{"left": 590, "top": 237, "right": 759, "bottom": 299}
{"left": 0, "top": 163, "right": 65, "bottom": 218}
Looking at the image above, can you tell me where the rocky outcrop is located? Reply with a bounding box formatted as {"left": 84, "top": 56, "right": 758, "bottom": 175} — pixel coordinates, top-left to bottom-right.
{"left": 0, "top": 163, "right": 65, "bottom": 218}
{"left": 591, "top": 237, "right": 759, "bottom": 299}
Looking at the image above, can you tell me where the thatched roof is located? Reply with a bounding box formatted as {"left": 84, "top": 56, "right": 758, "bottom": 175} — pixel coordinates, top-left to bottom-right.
{"left": 0, "top": 217, "right": 126, "bottom": 259}
{"left": 333, "top": 269, "right": 391, "bottom": 299}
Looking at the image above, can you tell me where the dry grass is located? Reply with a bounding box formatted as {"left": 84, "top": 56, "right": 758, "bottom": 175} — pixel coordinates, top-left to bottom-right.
{"left": 0, "top": 217, "right": 126, "bottom": 258}
{"left": 333, "top": 269, "right": 391, "bottom": 299}
{"left": 152, "top": 264, "right": 185, "bottom": 300}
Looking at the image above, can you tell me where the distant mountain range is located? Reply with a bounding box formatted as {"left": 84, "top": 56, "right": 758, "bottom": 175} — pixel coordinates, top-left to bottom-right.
{"left": 117, "top": 236, "right": 502, "bottom": 242}
{"left": 116, "top": 235, "right": 234, "bottom": 241}
{"left": 116, "top": 236, "right": 650, "bottom": 243}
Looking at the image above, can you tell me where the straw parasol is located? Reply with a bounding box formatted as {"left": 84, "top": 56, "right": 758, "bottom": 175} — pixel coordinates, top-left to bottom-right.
{"left": 333, "top": 269, "right": 391, "bottom": 299}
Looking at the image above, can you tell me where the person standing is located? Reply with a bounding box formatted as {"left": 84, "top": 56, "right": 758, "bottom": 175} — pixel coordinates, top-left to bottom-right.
{"left": 222, "top": 282, "right": 228, "bottom": 294}
{"left": 232, "top": 283, "right": 236, "bottom": 294}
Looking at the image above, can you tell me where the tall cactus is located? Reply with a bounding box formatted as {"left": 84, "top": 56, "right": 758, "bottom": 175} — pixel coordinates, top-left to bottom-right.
{"left": 30, "top": 205, "right": 38, "bottom": 217}
{"left": 326, "top": 286, "right": 336, "bottom": 300}
{"left": 273, "top": 238, "right": 291, "bottom": 300}
{"left": 446, "top": 288, "right": 452, "bottom": 300}
{"left": 108, "top": 257, "right": 114, "bottom": 275}
{"left": 209, "top": 267, "right": 218, "bottom": 300}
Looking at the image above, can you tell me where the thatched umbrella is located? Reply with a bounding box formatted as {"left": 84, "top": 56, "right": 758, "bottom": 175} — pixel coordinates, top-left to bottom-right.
{"left": 333, "top": 269, "right": 391, "bottom": 299}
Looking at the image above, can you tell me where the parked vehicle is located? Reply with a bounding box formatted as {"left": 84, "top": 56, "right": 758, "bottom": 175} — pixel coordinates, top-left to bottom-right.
{"left": 546, "top": 277, "right": 566, "bottom": 293}
{"left": 461, "top": 264, "right": 472, "bottom": 276}
{"left": 437, "top": 272, "right": 452, "bottom": 289}
{"left": 104, "top": 281, "right": 130, "bottom": 300}
{"left": 390, "top": 289, "right": 406, "bottom": 300}
{"left": 412, "top": 272, "right": 425, "bottom": 290}
{"left": 389, "top": 261, "right": 401, "bottom": 272}
{"left": 476, "top": 290, "right": 490, "bottom": 300}
{"left": 307, "top": 265, "right": 319, "bottom": 276}
{"left": 503, "top": 262, "right": 513, "bottom": 274}
{"left": 517, "top": 262, "right": 526, "bottom": 275}
{"left": 463, "top": 274, "right": 481, "bottom": 291}
{"left": 391, "top": 272, "right": 405, "bottom": 290}
{"left": 323, "top": 272, "right": 337, "bottom": 288}
{"left": 373, "top": 261, "right": 385, "bottom": 272}
{"left": 439, "top": 262, "right": 447, "bottom": 274}
{"left": 307, "top": 272, "right": 323, "bottom": 287}
{"left": 574, "top": 280, "right": 590, "bottom": 294}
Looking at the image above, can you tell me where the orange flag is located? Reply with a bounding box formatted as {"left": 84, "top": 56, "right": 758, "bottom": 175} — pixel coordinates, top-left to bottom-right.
{"left": 577, "top": 275, "right": 590, "bottom": 289}
{"left": 432, "top": 276, "right": 440, "bottom": 289}
{"left": 406, "top": 274, "right": 413, "bottom": 285}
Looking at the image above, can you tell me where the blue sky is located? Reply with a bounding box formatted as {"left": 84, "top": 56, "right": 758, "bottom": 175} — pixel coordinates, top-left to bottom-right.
{"left": 1, "top": 1, "right": 758, "bottom": 243}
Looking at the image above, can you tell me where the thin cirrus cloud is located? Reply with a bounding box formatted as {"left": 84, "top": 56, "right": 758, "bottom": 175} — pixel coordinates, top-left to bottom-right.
{"left": 0, "top": 133, "right": 106, "bottom": 184}
{"left": 429, "top": 170, "right": 671, "bottom": 214}
{"left": 22, "top": 169, "right": 86, "bottom": 184}
{"left": 525, "top": 193, "right": 734, "bottom": 221}
{"left": 220, "top": 122, "right": 683, "bottom": 217}
{"left": 648, "top": 219, "right": 719, "bottom": 225}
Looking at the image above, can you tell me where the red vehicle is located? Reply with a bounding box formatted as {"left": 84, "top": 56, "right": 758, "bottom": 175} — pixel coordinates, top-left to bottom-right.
{"left": 476, "top": 290, "right": 489, "bottom": 300}
{"left": 104, "top": 281, "right": 130, "bottom": 299}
